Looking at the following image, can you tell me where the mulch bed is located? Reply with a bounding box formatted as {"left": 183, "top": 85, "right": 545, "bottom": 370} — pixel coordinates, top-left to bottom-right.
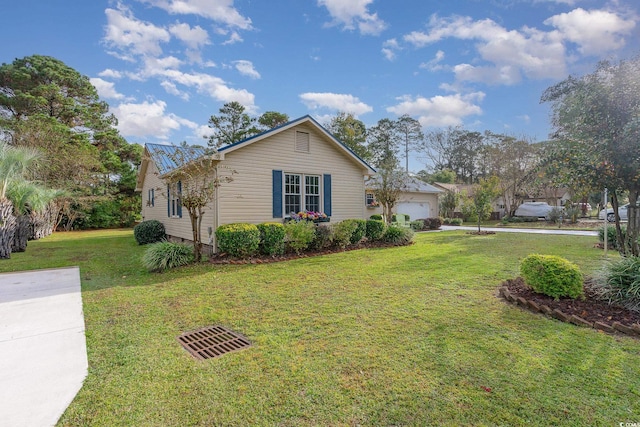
{"left": 502, "top": 277, "right": 640, "bottom": 332}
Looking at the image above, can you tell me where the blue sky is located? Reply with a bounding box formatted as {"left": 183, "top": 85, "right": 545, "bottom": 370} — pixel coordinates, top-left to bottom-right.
{"left": 2, "top": 0, "right": 638, "bottom": 171}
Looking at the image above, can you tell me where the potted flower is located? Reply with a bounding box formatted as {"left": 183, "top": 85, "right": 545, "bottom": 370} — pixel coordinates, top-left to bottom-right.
{"left": 290, "top": 210, "right": 330, "bottom": 223}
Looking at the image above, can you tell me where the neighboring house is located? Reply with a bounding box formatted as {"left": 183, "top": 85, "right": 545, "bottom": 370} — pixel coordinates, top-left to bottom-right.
{"left": 136, "top": 115, "right": 376, "bottom": 248}
{"left": 365, "top": 176, "right": 442, "bottom": 220}
{"left": 432, "top": 182, "right": 503, "bottom": 218}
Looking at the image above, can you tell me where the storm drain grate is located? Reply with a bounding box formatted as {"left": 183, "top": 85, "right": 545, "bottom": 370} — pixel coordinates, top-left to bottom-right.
{"left": 177, "top": 325, "right": 251, "bottom": 360}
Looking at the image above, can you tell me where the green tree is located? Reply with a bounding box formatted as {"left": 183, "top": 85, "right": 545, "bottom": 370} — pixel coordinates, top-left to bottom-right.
{"left": 440, "top": 189, "right": 460, "bottom": 218}
{"left": 367, "top": 118, "right": 399, "bottom": 169}
{"left": 369, "top": 167, "right": 408, "bottom": 224}
{"left": 468, "top": 176, "right": 500, "bottom": 232}
{"left": 325, "top": 112, "right": 371, "bottom": 162}
{"left": 396, "top": 114, "right": 423, "bottom": 173}
{"left": 257, "top": 111, "right": 289, "bottom": 130}
{"left": 541, "top": 56, "right": 640, "bottom": 255}
{"left": 207, "top": 101, "right": 258, "bottom": 148}
{"left": 430, "top": 169, "right": 457, "bottom": 184}
{"left": 0, "top": 141, "right": 39, "bottom": 259}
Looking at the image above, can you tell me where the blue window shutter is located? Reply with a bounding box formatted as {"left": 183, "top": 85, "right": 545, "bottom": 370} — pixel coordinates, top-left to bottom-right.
{"left": 167, "top": 184, "right": 170, "bottom": 217}
{"left": 177, "top": 181, "right": 183, "bottom": 218}
{"left": 323, "top": 174, "right": 332, "bottom": 216}
{"left": 272, "top": 170, "right": 283, "bottom": 218}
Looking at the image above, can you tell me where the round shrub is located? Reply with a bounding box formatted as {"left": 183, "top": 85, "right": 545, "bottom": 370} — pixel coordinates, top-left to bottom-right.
{"left": 448, "top": 218, "right": 463, "bottom": 226}
{"left": 133, "top": 220, "right": 166, "bottom": 245}
{"left": 591, "top": 256, "right": 640, "bottom": 312}
{"left": 410, "top": 220, "right": 425, "bottom": 231}
{"left": 284, "top": 220, "right": 316, "bottom": 254}
{"left": 142, "top": 241, "right": 194, "bottom": 272}
{"left": 216, "top": 223, "right": 260, "bottom": 258}
{"left": 365, "top": 219, "right": 385, "bottom": 241}
{"left": 382, "top": 225, "right": 415, "bottom": 246}
{"left": 520, "top": 254, "right": 583, "bottom": 299}
{"left": 369, "top": 214, "right": 383, "bottom": 221}
{"left": 311, "top": 224, "right": 334, "bottom": 250}
{"left": 345, "top": 219, "right": 366, "bottom": 244}
{"left": 425, "top": 217, "right": 443, "bottom": 230}
{"left": 257, "top": 222, "right": 285, "bottom": 256}
{"left": 332, "top": 220, "right": 359, "bottom": 249}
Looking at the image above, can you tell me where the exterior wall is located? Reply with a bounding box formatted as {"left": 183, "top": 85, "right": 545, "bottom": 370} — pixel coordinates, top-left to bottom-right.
{"left": 140, "top": 160, "right": 216, "bottom": 244}
{"left": 216, "top": 123, "right": 368, "bottom": 226}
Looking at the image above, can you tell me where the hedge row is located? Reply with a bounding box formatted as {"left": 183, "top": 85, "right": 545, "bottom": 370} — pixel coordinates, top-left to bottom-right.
{"left": 216, "top": 218, "right": 413, "bottom": 259}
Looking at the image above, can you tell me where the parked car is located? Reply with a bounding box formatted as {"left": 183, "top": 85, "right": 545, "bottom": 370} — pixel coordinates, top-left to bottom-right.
{"left": 599, "top": 204, "right": 629, "bottom": 222}
{"left": 514, "top": 202, "right": 555, "bottom": 219}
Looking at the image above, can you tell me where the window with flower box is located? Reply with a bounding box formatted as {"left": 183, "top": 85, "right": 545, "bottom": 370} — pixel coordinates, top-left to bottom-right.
{"left": 284, "top": 173, "right": 320, "bottom": 215}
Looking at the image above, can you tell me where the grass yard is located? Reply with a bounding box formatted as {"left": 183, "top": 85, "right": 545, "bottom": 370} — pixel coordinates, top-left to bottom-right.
{"left": 2, "top": 229, "right": 639, "bottom": 426}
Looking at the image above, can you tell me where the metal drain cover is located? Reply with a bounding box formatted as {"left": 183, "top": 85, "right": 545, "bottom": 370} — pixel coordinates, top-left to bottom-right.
{"left": 177, "top": 325, "right": 251, "bottom": 360}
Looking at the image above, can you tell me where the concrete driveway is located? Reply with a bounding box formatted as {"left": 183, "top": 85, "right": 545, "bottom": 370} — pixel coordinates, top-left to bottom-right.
{"left": 0, "top": 267, "right": 87, "bottom": 427}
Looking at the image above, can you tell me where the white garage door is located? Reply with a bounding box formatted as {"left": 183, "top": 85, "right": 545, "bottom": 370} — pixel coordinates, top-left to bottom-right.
{"left": 396, "top": 201, "right": 431, "bottom": 220}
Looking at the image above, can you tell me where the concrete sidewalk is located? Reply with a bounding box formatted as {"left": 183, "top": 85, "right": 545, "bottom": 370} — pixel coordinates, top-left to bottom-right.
{"left": 0, "top": 267, "right": 87, "bottom": 427}
{"left": 440, "top": 225, "right": 598, "bottom": 237}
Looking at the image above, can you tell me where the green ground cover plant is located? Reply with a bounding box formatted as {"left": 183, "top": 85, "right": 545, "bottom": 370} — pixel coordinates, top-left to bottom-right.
{"left": 1, "top": 229, "right": 638, "bottom": 426}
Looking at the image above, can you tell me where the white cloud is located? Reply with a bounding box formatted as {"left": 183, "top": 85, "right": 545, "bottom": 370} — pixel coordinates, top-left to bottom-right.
{"left": 381, "top": 38, "right": 400, "bottom": 61}
{"left": 222, "top": 31, "right": 243, "bottom": 45}
{"left": 299, "top": 92, "right": 373, "bottom": 116}
{"left": 90, "top": 77, "right": 127, "bottom": 100}
{"left": 98, "top": 69, "right": 123, "bottom": 79}
{"left": 104, "top": 6, "right": 170, "bottom": 57}
{"left": 160, "top": 81, "right": 190, "bottom": 100}
{"left": 111, "top": 100, "right": 197, "bottom": 138}
{"left": 137, "top": 0, "right": 252, "bottom": 30}
{"left": 544, "top": 8, "right": 636, "bottom": 55}
{"left": 419, "top": 50, "right": 446, "bottom": 71}
{"left": 387, "top": 92, "right": 485, "bottom": 128}
{"left": 318, "top": 0, "right": 387, "bottom": 35}
{"left": 233, "top": 60, "right": 261, "bottom": 79}
{"left": 169, "top": 22, "right": 210, "bottom": 49}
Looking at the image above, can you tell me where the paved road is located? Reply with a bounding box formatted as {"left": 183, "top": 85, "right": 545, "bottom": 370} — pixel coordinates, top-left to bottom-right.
{"left": 0, "top": 267, "right": 87, "bottom": 427}
{"left": 440, "top": 225, "right": 598, "bottom": 237}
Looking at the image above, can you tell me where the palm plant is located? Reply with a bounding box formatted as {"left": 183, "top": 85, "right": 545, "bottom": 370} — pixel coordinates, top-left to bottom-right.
{"left": 7, "top": 183, "right": 59, "bottom": 252}
{"left": 0, "top": 141, "right": 39, "bottom": 259}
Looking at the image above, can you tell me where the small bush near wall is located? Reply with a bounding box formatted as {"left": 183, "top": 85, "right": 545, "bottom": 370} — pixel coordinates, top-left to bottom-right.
{"left": 520, "top": 254, "right": 583, "bottom": 299}
{"left": 257, "top": 223, "right": 285, "bottom": 256}
{"left": 348, "top": 219, "right": 367, "bottom": 244}
{"left": 332, "top": 220, "right": 359, "bottom": 249}
{"left": 383, "top": 225, "right": 415, "bottom": 245}
{"left": 369, "top": 214, "right": 383, "bottom": 221}
{"left": 410, "top": 220, "right": 425, "bottom": 231}
{"left": 284, "top": 220, "right": 316, "bottom": 254}
{"left": 134, "top": 220, "right": 166, "bottom": 245}
{"left": 142, "top": 241, "right": 194, "bottom": 272}
{"left": 216, "top": 223, "right": 261, "bottom": 258}
{"left": 366, "top": 219, "right": 386, "bottom": 241}
{"left": 443, "top": 218, "right": 463, "bottom": 226}
{"left": 311, "top": 224, "right": 334, "bottom": 250}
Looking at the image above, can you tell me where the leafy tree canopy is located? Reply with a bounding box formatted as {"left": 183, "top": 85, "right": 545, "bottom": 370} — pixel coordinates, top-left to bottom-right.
{"left": 207, "top": 101, "right": 259, "bottom": 148}
{"left": 325, "top": 112, "right": 371, "bottom": 162}
{"left": 258, "top": 111, "right": 289, "bottom": 130}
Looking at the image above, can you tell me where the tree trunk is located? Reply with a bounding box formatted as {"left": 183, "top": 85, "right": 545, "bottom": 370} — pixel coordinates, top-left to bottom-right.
{"left": 0, "top": 198, "right": 16, "bottom": 259}
{"left": 188, "top": 209, "right": 201, "bottom": 263}
{"left": 628, "top": 191, "right": 639, "bottom": 257}
{"left": 11, "top": 214, "right": 29, "bottom": 252}
{"left": 611, "top": 193, "right": 627, "bottom": 256}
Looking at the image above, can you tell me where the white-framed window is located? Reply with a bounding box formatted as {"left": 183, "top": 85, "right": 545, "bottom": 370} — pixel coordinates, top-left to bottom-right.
{"left": 365, "top": 192, "right": 374, "bottom": 206}
{"left": 168, "top": 181, "right": 182, "bottom": 218}
{"left": 148, "top": 188, "right": 155, "bottom": 207}
{"left": 284, "top": 173, "right": 321, "bottom": 215}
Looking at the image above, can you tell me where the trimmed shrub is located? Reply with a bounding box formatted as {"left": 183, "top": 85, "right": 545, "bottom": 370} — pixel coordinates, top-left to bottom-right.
{"left": 348, "top": 219, "right": 367, "bottom": 244}
{"left": 591, "top": 256, "right": 640, "bottom": 312}
{"left": 369, "top": 214, "right": 383, "bottom": 221}
{"left": 365, "top": 219, "right": 386, "bottom": 241}
{"left": 448, "top": 218, "right": 463, "bottom": 226}
{"left": 284, "top": 220, "right": 316, "bottom": 254}
{"left": 410, "top": 220, "right": 425, "bottom": 231}
{"left": 520, "top": 254, "right": 583, "bottom": 299}
{"left": 311, "top": 224, "right": 334, "bottom": 250}
{"left": 257, "top": 223, "right": 285, "bottom": 256}
{"left": 142, "top": 241, "right": 194, "bottom": 272}
{"left": 382, "top": 225, "right": 415, "bottom": 246}
{"left": 424, "top": 217, "right": 443, "bottom": 230}
{"left": 332, "top": 220, "right": 359, "bottom": 249}
{"left": 134, "top": 220, "right": 166, "bottom": 245}
{"left": 547, "top": 207, "right": 563, "bottom": 224}
{"left": 216, "top": 223, "right": 260, "bottom": 258}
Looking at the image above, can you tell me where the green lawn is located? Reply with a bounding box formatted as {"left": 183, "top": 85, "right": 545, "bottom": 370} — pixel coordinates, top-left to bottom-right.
{"left": 2, "top": 229, "right": 639, "bottom": 426}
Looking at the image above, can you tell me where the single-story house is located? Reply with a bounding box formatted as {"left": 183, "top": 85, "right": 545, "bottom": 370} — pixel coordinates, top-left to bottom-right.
{"left": 365, "top": 176, "right": 442, "bottom": 220}
{"left": 135, "top": 115, "right": 376, "bottom": 248}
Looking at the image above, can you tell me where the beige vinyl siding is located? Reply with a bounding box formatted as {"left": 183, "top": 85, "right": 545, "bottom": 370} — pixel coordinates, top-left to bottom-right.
{"left": 217, "top": 123, "right": 368, "bottom": 225}
{"left": 140, "top": 160, "right": 215, "bottom": 242}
